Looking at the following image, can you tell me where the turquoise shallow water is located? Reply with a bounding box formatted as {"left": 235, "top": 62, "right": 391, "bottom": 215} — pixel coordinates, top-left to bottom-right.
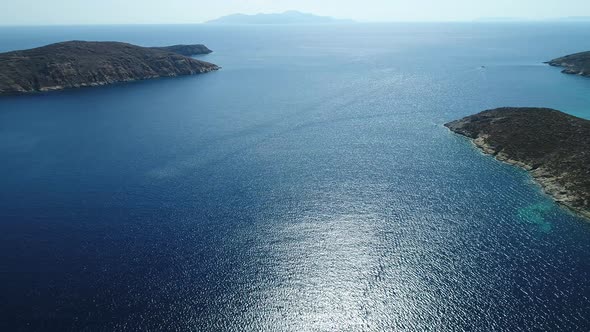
{"left": 1, "top": 23, "right": 590, "bottom": 331}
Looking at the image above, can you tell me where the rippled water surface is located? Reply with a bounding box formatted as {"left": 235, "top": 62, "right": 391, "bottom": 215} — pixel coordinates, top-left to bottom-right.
{"left": 1, "top": 23, "right": 590, "bottom": 331}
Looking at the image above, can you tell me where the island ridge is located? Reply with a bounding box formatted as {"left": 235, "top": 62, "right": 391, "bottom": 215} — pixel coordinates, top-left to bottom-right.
{"left": 0, "top": 41, "right": 219, "bottom": 95}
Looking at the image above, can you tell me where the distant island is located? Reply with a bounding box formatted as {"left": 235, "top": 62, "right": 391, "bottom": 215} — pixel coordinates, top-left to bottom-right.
{"left": 206, "top": 10, "right": 354, "bottom": 25}
{"left": 474, "top": 17, "right": 527, "bottom": 22}
{"left": 0, "top": 41, "right": 219, "bottom": 95}
{"left": 546, "top": 51, "right": 590, "bottom": 77}
{"left": 446, "top": 107, "right": 590, "bottom": 218}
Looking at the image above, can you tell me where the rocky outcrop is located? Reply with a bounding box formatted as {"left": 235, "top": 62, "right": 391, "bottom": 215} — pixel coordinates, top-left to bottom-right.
{"left": 0, "top": 41, "right": 219, "bottom": 95}
{"left": 546, "top": 51, "right": 590, "bottom": 77}
{"left": 446, "top": 107, "right": 590, "bottom": 218}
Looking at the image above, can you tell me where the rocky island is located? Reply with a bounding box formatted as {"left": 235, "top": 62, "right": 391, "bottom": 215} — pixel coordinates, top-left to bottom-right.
{"left": 206, "top": 10, "right": 354, "bottom": 24}
{"left": 546, "top": 51, "right": 590, "bottom": 77}
{"left": 446, "top": 107, "right": 590, "bottom": 218}
{"left": 0, "top": 41, "right": 219, "bottom": 95}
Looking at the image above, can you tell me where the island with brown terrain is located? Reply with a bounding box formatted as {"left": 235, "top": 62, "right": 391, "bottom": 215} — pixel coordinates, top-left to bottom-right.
{"left": 446, "top": 107, "right": 590, "bottom": 218}
{"left": 0, "top": 41, "right": 219, "bottom": 95}
{"left": 546, "top": 51, "right": 590, "bottom": 77}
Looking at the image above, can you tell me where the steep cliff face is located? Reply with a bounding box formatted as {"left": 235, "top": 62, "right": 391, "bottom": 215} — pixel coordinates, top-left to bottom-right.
{"left": 546, "top": 51, "right": 590, "bottom": 77}
{"left": 0, "top": 41, "right": 219, "bottom": 95}
{"left": 446, "top": 107, "right": 590, "bottom": 218}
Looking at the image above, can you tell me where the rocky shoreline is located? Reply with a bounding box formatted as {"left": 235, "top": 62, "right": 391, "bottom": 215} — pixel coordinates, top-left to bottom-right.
{"left": 470, "top": 135, "right": 589, "bottom": 219}
{"left": 446, "top": 107, "right": 590, "bottom": 219}
{"left": 546, "top": 51, "right": 590, "bottom": 77}
{"left": 0, "top": 41, "right": 219, "bottom": 95}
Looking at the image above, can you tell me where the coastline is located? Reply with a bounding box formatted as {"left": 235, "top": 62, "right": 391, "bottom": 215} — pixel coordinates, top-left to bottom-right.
{"left": 463, "top": 133, "right": 590, "bottom": 220}
{"left": 0, "top": 41, "right": 220, "bottom": 96}
{"left": 545, "top": 50, "right": 590, "bottom": 78}
{"left": 546, "top": 61, "right": 590, "bottom": 77}
{"left": 18, "top": 66, "right": 220, "bottom": 94}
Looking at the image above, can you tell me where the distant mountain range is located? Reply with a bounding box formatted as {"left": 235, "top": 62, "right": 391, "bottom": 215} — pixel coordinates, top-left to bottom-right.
{"left": 206, "top": 11, "right": 354, "bottom": 25}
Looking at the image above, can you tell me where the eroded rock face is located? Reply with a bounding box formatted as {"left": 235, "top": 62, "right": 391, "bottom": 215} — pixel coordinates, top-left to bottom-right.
{"left": 445, "top": 107, "right": 590, "bottom": 218}
{"left": 0, "top": 41, "right": 220, "bottom": 95}
{"left": 546, "top": 51, "right": 590, "bottom": 77}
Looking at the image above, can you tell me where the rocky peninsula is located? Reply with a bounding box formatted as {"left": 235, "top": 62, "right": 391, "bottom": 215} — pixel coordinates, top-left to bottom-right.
{"left": 151, "top": 44, "right": 213, "bottom": 56}
{"left": 0, "top": 41, "right": 219, "bottom": 95}
{"left": 446, "top": 107, "right": 590, "bottom": 218}
{"left": 546, "top": 51, "right": 590, "bottom": 77}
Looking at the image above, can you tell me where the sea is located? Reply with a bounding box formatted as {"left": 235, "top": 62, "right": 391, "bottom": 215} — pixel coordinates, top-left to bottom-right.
{"left": 1, "top": 23, "right": 590, "bottom": 331}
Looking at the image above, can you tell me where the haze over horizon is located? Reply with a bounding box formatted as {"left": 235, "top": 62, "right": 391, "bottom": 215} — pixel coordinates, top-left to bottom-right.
{"left": 1, "top": 0, "right": 590, "bottom": 25}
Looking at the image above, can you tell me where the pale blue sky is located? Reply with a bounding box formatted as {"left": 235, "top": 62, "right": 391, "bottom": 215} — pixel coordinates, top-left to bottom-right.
{"left": 2, "top": 0, "right": 590, "bottom": 25}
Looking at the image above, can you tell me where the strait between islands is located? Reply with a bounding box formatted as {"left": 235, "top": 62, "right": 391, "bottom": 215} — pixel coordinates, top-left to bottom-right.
{"left": 1, "top": 40, "right": 589, "bottom": 219}
{"left": 446, "top": 51, "right": 590, "bottom": 219}
{"left": 0, "top": 41, "right": 219, "bottom": 95}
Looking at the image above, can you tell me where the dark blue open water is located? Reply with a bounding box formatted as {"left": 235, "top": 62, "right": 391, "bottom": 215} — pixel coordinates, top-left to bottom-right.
{"left": 1, "top": 23, "right": 590, "bottom": 331}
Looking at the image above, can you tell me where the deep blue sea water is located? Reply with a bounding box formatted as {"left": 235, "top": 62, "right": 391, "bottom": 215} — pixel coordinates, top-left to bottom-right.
{"left": 1, "top": 23, "right": 590, "bottom": 331}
